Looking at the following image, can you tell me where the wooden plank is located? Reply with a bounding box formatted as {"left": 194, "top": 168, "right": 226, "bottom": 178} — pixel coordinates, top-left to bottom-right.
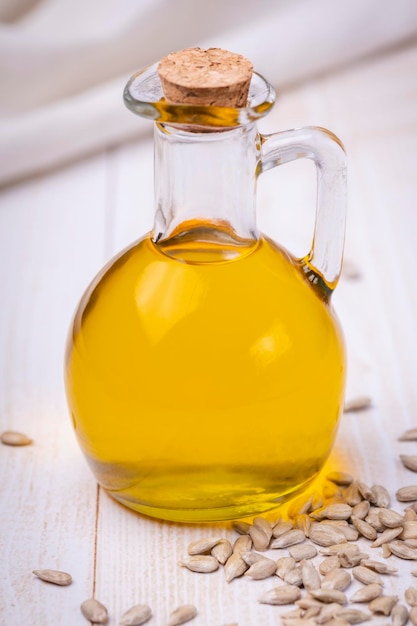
{"left": 0, "top": 154, "right": 109, "bottom": 623}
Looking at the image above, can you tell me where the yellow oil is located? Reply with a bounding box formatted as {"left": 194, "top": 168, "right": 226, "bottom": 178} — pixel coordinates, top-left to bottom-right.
{"left": 65, "top": 233, "right": 345, "bottom": 522}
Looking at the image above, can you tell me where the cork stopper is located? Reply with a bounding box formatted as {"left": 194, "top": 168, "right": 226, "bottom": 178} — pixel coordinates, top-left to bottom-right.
{"left": 157, "top": 48, "right": 253, "bottom": 108}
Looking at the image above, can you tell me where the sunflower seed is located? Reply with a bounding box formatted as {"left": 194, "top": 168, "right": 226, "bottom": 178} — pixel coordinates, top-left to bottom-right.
{"left": 276, "top": 556, "right": 296, "bottom": 579}
{"left": 351, "top": 500, "right": 370, "bottom": 520}
{"left": 288, "top": 493, "right": 314, "bottom": 517}
{"left": 270, "top": 529, "right": 305, "bottom": 549}
{"left": 405, "top": 509, "right": 417, "bottom": 521}
{"left": 271, "top": 519, "right": 294, "bottom": 538}
{"left": 187, "top": 537, "right": 222, "bottom": 555}
{"left": 32, "top": 569, "right": 72, "bottom": 586}
{"left": 359, "top": 559, "right": 398, "bottom": 574}
{"left": 326, "top": 472, "right": 354, "bottom": 486}
{"left": 224, "top": 552, "right": 248, "bottom": 582}
{"left": 399, "top": 428, "right": 417, "bottom": 441}
{"left": 315, "top": 602, "right": 343, "bottom": 624}
{"left": 365, "top": 509, "right": 385, "bottom": 532}
{"left": 371, "top": 526, "right": 403, "bottom": 547}
{"left": 319, "top": 556, "right": 341, "bottom": 575}
{"left": 284, "top": 566, "right": 303, "bottom": 587}
{"left": 120, "top": 604, "right": 152, "bottom": 626}
{"left": 309, "top": 523, "right": 347, "bottom": 547}
{"left": 303, "top": 606, "right": 321, "bottom": 619}
{"left": 240, "top": 550, "right": 268, "bottom": 566}
{"left": 396, "top": 486, "right": 417, "bottom": 502}
{"left": 310, "top": 589, "right": 347, "bottom": 605}
{"left": 343, "top": 396, "right": 372, "bottom": 412}
{"left": 338, "top": 549, "right": 365, "bottom": 568}
{"left": 167, "top": 605, "right": 197, "bottom": 626}
{"left": 411, "top": 607, "right": 417, "bottom": 626}
{"left": 391, "top": 603, "right": 409, "bottom": 626}
{"left": 368, "top": 595, "right": 398, "bottom": 616}
{"left": 405, "top": 586, "right": 417, "bottom": 607}
{"left": 244, "top": 558, "right": 277, "bottom": 579}
{"left": 232, "top": 521, "right": 251, "bottom": 534}
{"left": 258, "top": 584, "right": 301, "bottom": 605}
{"left": 288, "top": 543, "right": 317, "bottom": 561}
{"left": 352, "top": 566, "right": 383, "bottom": 586}
{"left": 321, "top": 568, "right": 351, "bottom": 591}
{"left": 180, "top": 555, "right": 219, "bottom": 573}
{"left": 320, "top": 543, "right": 359, "bottom": 557}
{"left": 356, "top": 482, "right": 376, "bottom": 504}
{"left": 350, "top": 584, "right": 383, "bottom": 603}
{"left": 378, "top": 508, "right": 404, "bottom": 528}
{"left": 351, "top": 516, "right": 377, "bottom": 541}
{"left": 381, "top": 543, "right": 392, "bottom": 558}
{"left": 249, "top": 524, "right": 270, "bottom": 551}
{"left": 211, "top": 539, "right": 233, "bottom": 564}
{"left": 300, "top": 559, "right": 321, "bottom": 591}
{"left": 387, "top": 540, "right": 417, "bottom": 560}
{"left": 399, "top": 521, "right": 417, "bottom": 540}
{"left": 233, "top": 535, "right": 252, "bottom": 554}
{"left": 281, "top": 608, "right": 303, "bottom": 620}
{"left": 80, "top": 599, "right": 108, "bottom": 624}
{"left": 371, "top": 484, "right": 390, "bottom": 508}
{"left": 343, "top": 482, "right": 363, "bottom": 506}
{"left": 400, "top": 455, "right": 417, "bottom": 472}
{"left": 336, "top": 608, "right": 371, "bottom": 624}
{"left": 311, "top": 504, "right": 353, "bottom": 521}
{"left": 293, "top": 513, "right": 311, "bottom": 536}
{"left": 1, "top": 430, "right": 33, "bottom": 446}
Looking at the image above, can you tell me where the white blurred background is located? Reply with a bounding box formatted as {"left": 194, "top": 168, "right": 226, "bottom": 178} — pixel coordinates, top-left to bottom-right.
{"left": 1, "top": 0, "right": 417, "bottom": 186}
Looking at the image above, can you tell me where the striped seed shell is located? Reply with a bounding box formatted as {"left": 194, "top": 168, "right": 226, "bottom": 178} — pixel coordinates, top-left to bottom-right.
{"left": 321, "top": 568, "right": 351, "bottom": 591}
{"left": 351, "top": 516, "right": 377, "bottom": 541}
{"left": 388, "top": 540, "right": 417, "bottom": 560}
{"left": 350, "top": 584, "right": 383, "bottom": 603}
{"left": 187, "top": 537, "right": 222, "bottom": 555}
{"left": 244, "top": 558, "right": 277, "bottom": 580}
{"left": 326, "top": 471, "right": 354, "bottom": 486}
{"left": 224, "top": 552, "right": 248, "bottom": 582}
{"left": 167, "top": 605, "right": 197, "bottom": 626}
{"left": 399, "top": 428, "right": 417, "bottom": 442}
{"left": 271, "top": 519, "right": 294, "bottom": 538}
{"left": 180, "top": 555, "right": 219, "bottom": 573}
{"left": 270, "top": 529, "right": 305, "bottom": 549}
{"left": 396, "top": 486, "right": 417, "bottom": 502}
{"left": 378, "top": 508, "right": 405, "bottom": 528}
{"left": 233, "top": 534, "right": 252, "bottom": 553}
{"left": 1, "top": 430, "right": 33, "bottom": 446}
{"left": 288, "top": 543, "right": 317, "bottom": 561}
{"left": 32, "top": 569, "right": 72, "bottom": 586}
{"left": 368, "top": 595, "right": 398, "bottom": 616}
{"left": 258, "top": 585, "right": 301, "bottom": 605}
{"left": 119, "top": 605, "right": 152, "bottom": 626}
{"left": 371, "top": 527, "right": 403, "bottom": 547}
{"left": 276, "top": 556, "right": 296, "bottom": 579}
{"left": 310, "top": 589, "right": 347, "bottom": 605}
{"left": 352, "top": 566, "right": 383, "bottom": 586}
{"left": 371, "top": 484, "right": 390, "bottom": 508}
{"left": 400, "top": 455, "right": 417, "bottom": 472}
{"left": 319, "top": 556, "right": 341, "bottom": 576}
{"left": 311, "top": 503, "right": 353, "bottom": 521}
{"left": 80, "top": 599, "right": 108, "bottom": 624}
{"left": 300, "top": 559, "right": 321, "bottom": 591}
{"left": 360, "top": 559, "right": 398, "bottom": 574}
{"left": 405, "top": 586, "right": 417, "bottom": 607}
{"left": 249, "top": 524, "right": 270, "bottom": 551}
{"left": 309, "top": 523, "right": 347, "bottom": 547}
{"left": 391, "top": 603, "right": 409, "bottom": 626}
{"left": 211, "top": 539, "right": 232, "bottom": 564}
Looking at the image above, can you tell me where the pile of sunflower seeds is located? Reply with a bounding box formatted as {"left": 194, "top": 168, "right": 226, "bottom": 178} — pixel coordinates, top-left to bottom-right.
{"left": 180, "top": 431, "right": 417, "bottom": 626}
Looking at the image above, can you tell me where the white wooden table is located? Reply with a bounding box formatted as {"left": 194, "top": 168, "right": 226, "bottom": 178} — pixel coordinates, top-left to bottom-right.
{"left": 1, "top": 42, "right": 417, "bottom": 625}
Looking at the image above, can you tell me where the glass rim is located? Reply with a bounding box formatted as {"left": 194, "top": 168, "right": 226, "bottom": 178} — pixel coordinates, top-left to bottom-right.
{"left": 123, "top": 62, "right": 276, "bottom": 127}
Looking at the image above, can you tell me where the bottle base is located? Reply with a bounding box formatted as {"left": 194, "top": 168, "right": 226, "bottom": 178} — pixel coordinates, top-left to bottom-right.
{"left": 105, "top": 477, "right": 317, "bottom": 523}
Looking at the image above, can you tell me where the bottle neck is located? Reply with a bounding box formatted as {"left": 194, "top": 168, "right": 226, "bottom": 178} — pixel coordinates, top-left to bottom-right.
{"left": 153, "top": 123, "right": 259, "bottom": 262}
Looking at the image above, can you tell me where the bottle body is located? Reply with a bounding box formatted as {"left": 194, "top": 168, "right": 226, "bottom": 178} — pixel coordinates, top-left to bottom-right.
{"left": 65, "top": 233, "right": 345, "bottom": 522}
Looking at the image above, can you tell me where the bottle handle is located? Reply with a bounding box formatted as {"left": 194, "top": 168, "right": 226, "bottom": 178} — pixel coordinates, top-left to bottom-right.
{"left": 259, "top": 126, "right": 347, "bottom": 295}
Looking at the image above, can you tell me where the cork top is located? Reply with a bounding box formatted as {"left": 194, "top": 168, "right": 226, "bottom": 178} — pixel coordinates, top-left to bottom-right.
{"left": 157, "top": 48, "right": 253, "bottom": 108}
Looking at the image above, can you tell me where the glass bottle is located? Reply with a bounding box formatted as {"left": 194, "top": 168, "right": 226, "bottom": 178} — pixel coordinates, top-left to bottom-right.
{"left": 65, "top": 49, "right": 347, "bottom": 522}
